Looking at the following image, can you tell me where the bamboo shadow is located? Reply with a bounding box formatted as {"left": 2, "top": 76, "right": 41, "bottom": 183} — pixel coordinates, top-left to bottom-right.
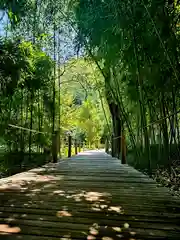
{"left": 0, "top": 164, "right": 179, "bottom": 240}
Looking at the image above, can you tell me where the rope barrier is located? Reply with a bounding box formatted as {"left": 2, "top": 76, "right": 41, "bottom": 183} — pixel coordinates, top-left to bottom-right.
{"left": 8, "top": 124, "right": 47, "bottom": 135}
{"left": 110, "top": 109, "right": 180, "bottom": 140}
{"left": 8, "top": 124, "right": 67, "bottom": 136}
{"left": 8, "top": 109, "right": 180, "bottom": 144}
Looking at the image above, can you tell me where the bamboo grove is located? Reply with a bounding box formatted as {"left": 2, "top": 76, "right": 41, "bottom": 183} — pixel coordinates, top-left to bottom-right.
{"left": 0, "top": 0, "right": 108, "bottom": 175}
{"left": 0, "top": 0, "right": 180, "bottom": 175}
{"left": 71, "top": 0, "right": 180, "bottom": 171}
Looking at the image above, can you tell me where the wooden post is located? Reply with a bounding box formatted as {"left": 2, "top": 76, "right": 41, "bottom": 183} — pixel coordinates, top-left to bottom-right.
{"left": 75, "top": 139, "right": 78, "bottom": 155}
{"left": 78, "top": 140, "right": 81, "bottom": 153}
{"left": 68, "top": 135, "right": 72, "bottom": 158}
{"left": 121, "top": 132, "right": 126, "bottom": 164}
{"left": 59, "top": 128, "right": 61, "bottom": 158}
{"left": 52, "top": 131, "right": 59, "bottom": 163}
{"left": 111, "top": 134, "right": 115, "bottom": 157}
{"left": 105, "top": 137, "right": 109, "bottom": 153}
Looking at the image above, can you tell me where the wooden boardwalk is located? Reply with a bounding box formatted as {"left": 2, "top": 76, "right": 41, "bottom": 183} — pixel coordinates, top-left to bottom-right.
{"left": 0, "top": 150, "right": 180, "bottom": 240}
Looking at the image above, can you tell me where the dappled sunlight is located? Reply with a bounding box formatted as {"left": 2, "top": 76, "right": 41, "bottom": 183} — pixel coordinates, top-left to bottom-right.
{"left": 68, "top": 192, "right": 85, "bottom": 202}
{"left": 28, "top": 167, "right": 47, "bottom": 173}
{"left": 30, "top": 188, "right": 41, "bottom": 193}
{"left": 49, "top": 189, "right": 111, "bottom": 206}
{"left": 102, "top": 237, "right": 113, "bottom": 240}
{"left": 53, "top": 190, "right": 66, "bottom": 195}
{"left": 25, "top": 192, "right": 36, "bottom": 197}
{"left": 0, "top": 183, "right": 25, "bottom": 191}
{"left": 0, "top": 224, "right": 21, "bottom": 235}
{"left": 84, "top": 222, "right": 138, "bottom": 240}
{"left": 108, "top": 206, "right": 124, "bottom": 214}
{"left": 89, "top": 226, "right": 99, "bottom": 235}
{"left": 43, "top": 181, "right": 63, "bottom": 189}
{"left": 0, "top": 152, "right": 179, "bottom": 239}
{"left": 84, "top": 191, "right": 110, "bottom": 202}
{"left": 90, "top": 203, "right": 125, "bottom": 214}
{"left": 99, "top": 204, "right": 108, "bottom": 209}
{"left": 87, "top": 235, "right": 96, "bottom": 240}
{"left": 60, "top": 234, "right": 72, "bottom": 240}
{"left": 91, "top": 203, "right": 108, "bottom": 211}
{"left": 91, "top": 205, "right": 103, "bottom": 212}
{"left": 112, "top": 227, "right": 122, "bottom": 232}
{"left": 78, "top": 150, "right": 104, "bottom": 156}
{"left": 0, "top": 183, "right": 133, "bottom": 238}
{"left": 87, "top": 235, "right": 96, "bottom": 239}
{"left": 0, "top": 171, "right": 60, "bottom": 193}
{"left": 0, "top": 171, "right": 138, "bottom": 239}
{"left": 56, "top": 210, "right": 72, "bottom": 217}
{"left": 124, "top": 223, "right": 130, "bottom": 229}
{"left": 4, "top": 217, "right": 16, "bottom": 222}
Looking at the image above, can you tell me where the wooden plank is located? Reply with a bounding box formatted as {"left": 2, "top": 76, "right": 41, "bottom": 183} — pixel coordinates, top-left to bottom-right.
{"left": 0, "top": 212, "right": 180, "bottom": 231}
{"left": 1, "top": 217, "right": 179, "bottom": 231}
{"left": 0, "top": 206, "right": 179, "bottom": 220}
{"left": 0, "top": 150, "right": 180, "bottom": 240}
{"left": 1, "top": 191, "right": 179, "bottom": 205}
{"left": 1, "top": 235, "right": 180, "bottom": 240}
{"left": 0, "top": 210, "right": 179, "bottom": 224}
{"left": 0, "top": 201, "right": 179, "bottom": 223}
{"left": 0, "top": 193, "right": 179, "bottom": 211}
{"left": 0, "top": 235, "right": 65, "bottom": 240}
{"left": 0, "top": 223, "right": 179, "bottom": 239}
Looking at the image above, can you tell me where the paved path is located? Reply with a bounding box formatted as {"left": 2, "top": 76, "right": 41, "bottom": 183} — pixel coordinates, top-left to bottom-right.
{"left": 0, "top": 151, "right": 180, "bottom": 239}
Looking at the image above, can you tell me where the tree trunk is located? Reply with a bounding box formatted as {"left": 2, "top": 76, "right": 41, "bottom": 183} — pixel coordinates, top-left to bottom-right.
{"left": 29, "top": 92, "right": 33, "bottom": 161}
{"left": 132, "top": 19, "right": 150, "bottom": 171}
{"left": 68, "top": 135, "right": 72, "bottom": 158}
{"left": 75, "top": 139, "right": 78, "bottom": 154}
{"left": 121, "top": 130, "right": 126, "bottom": 164}
{"left": 52, "top": 131, "right": 59, "bottom": 163}
{"left": 38, "top": 90, "right": 41, "bottom": 152}
{"left": 160, "top": 94, "right": 169, "bottom": 166}
{"left": 52, "top": 22, "right": 56, "bottom": 135}
{"left": 58, "top": 30, "right": 61, "bottom": 158}
{"left": 148, "top": 101, "right": 156, "bottom": 145}
{"left": 109, "top": 103, "right": 121, "bottom": 158}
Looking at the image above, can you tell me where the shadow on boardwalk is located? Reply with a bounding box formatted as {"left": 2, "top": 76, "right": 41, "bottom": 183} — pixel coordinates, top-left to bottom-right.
{"left": 0, "top": 151, "right": 180, "bottom": 240}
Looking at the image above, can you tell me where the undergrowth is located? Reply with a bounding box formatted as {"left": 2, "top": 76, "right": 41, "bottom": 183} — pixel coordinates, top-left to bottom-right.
{"left": 152, "top": 160, "right": 180, "bottom": 197}
{"left": 127, "top": 144, "right": 180, "bottom": 197}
